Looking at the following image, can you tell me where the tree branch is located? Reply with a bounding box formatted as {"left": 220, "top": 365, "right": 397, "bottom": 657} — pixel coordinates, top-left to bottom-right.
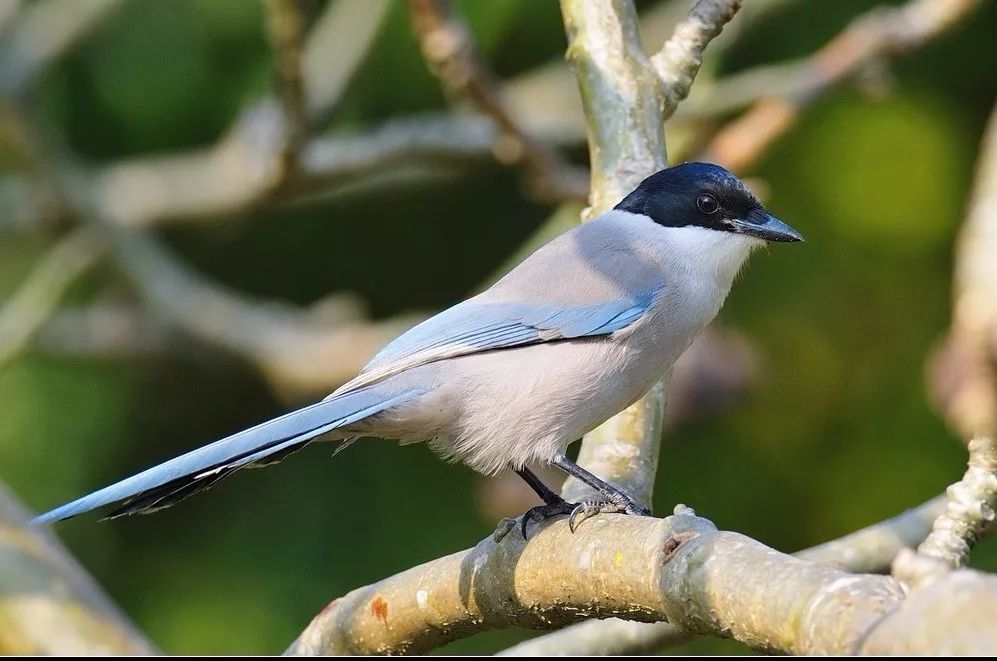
{"left": 0, "top": 0, "right": 123, "bottom": 97}
{"left": 0, "top": 480, "right": 157, "bottom": 654}
{"left": 651, "top": 0, "right": 743, "bottom": 121}
{"left": 557, "top": 0, "right": 736, "bottom": 509}
{"left": 0, "top": 228, "right": 102, "bottom": 372}
{"left": 498, "top": 489, "right": 979, "bottom": 655}
{"left": 407, "top": 0, "right": 588, "bottom": 202}
{"left": 78, "top": 204, "right": 423, "bottom": 397}
{"left": 556, "top": 0, "right": 668, "bottom": 508}
{"left": 263, "top": 0, "right": 308, "bottom": 181}
{"left": 893, "top": 437, "right": 997, "bottom": 588}
{"left": 286, "top": 502, "right": 997, "bottom": 655}
{"left": 929, "top": 105, "right": 997, "bottom": 440}
{"left": 300, "top": 0, "right": 390, "bottom": 122}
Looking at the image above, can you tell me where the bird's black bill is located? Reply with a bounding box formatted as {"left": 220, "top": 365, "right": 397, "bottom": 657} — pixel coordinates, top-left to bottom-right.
{"left": 730, "top": 209, "right": 804, "bottom": 243}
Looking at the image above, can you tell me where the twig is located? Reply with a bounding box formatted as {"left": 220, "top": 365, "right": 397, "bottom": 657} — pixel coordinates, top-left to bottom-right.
{"left": 651, "top": 0, "right": 743, "bottom": 121}
{"left": 407, "top": 0, "right": 588, "bottom": 202}
{"left": 0, "top": 228, "right": 102, "bottom": 372}
{"left": 702, "top": 0, "right": 981, "bottom": 172}
{"left": 0, "top": 114, "right": 525, "bottom": 232}
{"left": 0, "top": 0, "right": 391, "bottom": 232}
{"left": 893, "top": 437, "right": 997, "bottom": 588}
{"left": 263, "top": 0, "right": 308, "bottom": 180}
{"left": 0, "top": 480, "right": 157, "bottom": 654}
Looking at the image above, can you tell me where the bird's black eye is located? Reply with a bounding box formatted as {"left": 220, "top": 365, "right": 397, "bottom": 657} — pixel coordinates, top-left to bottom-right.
{"left": 696, "top": 194, "right": 720, "bottom": 215}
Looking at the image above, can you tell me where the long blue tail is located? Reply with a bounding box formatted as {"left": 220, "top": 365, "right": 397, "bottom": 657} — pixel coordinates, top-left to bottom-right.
{"left": 34, "top": 383, "right": 421, "bottom": 523}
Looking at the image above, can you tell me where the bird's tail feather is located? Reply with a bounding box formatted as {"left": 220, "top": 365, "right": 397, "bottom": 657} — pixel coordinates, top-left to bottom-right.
{"left": 34, "top": 383, "right": 422, "bottom": 523}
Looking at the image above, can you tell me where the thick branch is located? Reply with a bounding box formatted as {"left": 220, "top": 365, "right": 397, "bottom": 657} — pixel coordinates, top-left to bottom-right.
{"left": 0, "top": 480, "right": 156, "bottom": 654}
{"left": 557, "top": 0, "right": 668, "bottom": 508}
{"left": 286, "top": 507, "right": 997, "bottom": 655}
{"left": 557, "top": 0, "right": 737, "bottom": 510}
{"left": 499, "top": 491, "right": 959, "bottom": 655}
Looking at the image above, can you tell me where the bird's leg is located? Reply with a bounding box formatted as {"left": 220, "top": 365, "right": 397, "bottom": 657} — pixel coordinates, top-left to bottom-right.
{"left": 515, "top": 467, "right": 576, "bottom": 538}
{"left": 515, "top": 467, "right": 564, "bottom": 505}
{"left": 552, "top": 453, "right": 652, "bottom": 529}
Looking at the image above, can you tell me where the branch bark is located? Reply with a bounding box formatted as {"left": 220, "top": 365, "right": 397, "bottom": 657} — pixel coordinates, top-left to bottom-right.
{"left": 499, "top": 489, "right": 981, "bottom": 655}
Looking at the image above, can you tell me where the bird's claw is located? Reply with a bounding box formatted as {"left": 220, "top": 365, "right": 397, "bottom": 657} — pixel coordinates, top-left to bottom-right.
{"left": 567, "top": 500, "right": 627, "bottom": 532}
{"left": 520, "top": 500, "right": 576, "bottom": 539}
{"left": 520, "top": 496, "right": 650, "bottom": 538}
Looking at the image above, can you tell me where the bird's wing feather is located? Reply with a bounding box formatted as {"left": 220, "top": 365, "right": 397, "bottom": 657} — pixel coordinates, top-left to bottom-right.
{"left": 345, "top": 292, "right": 656, "bottom": 392}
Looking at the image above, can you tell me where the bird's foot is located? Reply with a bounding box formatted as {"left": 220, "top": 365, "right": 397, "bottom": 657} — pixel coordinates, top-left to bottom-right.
{"left": 520, "top": 496, "right": 650, "bottom": 538}
{"left": 520, "top": 500, "right": 576, "bottom": 539}
{"left": 567, "top": 499, "right": 646, "bottom": 532}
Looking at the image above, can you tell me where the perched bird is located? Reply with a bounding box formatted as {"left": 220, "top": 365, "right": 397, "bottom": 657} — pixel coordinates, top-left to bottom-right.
{"left": 35, "top": 162, "right": 802, "bottom": 534}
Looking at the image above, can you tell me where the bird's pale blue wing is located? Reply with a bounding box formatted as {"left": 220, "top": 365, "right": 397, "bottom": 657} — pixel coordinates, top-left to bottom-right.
{"left": 359, "top": 291, "right": 656, "bottom": 379}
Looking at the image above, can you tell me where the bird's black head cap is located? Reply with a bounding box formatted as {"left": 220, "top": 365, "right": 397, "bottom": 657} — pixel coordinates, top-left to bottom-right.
{"left": 614, "top": 162, "right": 803, "bottom": 242}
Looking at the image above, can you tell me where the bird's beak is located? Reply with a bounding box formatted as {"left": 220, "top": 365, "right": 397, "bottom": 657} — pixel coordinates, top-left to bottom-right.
{"left": 729, "top": 208, "right": 804, "bottom": 243}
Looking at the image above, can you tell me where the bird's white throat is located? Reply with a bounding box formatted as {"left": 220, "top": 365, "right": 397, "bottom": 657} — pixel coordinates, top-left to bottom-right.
{"left": 662, "top": 224, "right": 762, "bottom": 282}
{"left": 606, "top": 209, "right": 763, "bottom": 287}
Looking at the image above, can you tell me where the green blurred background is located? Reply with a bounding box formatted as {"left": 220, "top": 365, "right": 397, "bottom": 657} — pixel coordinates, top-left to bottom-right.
{"left": 2, "top": 0, "right": 996, "bottom": 654}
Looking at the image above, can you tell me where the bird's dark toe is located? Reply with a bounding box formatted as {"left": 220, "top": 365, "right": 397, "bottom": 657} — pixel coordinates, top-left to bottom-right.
{"left": 520, "top": 500, "right": 576, "bottom": 538}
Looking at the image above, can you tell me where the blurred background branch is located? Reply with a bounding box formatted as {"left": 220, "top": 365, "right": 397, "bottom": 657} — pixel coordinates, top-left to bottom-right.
{"left": 701, "top": 0, "right": 981, "bottom": 171}
{"left": 930, "top": 106, "right": 997, "bottom": 440}
{"left": 408, "top": 0, "right": 588, "bottom": 202}
{"left": 0, "top": 228, "right": 101, "bottom": 372}
{"left": 0, "top": 480, "right": 155, "bottom": 654}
